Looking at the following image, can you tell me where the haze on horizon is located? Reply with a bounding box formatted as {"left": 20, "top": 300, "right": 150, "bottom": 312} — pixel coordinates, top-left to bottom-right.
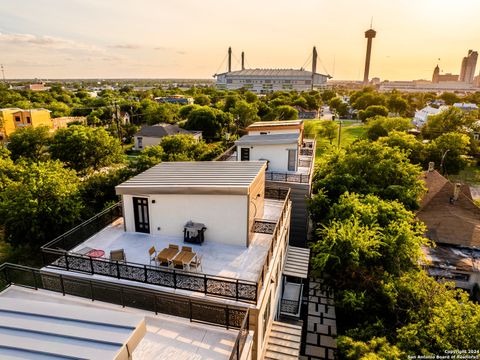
{"left": 1, "top": 0, "right": 479, "bottom": 81}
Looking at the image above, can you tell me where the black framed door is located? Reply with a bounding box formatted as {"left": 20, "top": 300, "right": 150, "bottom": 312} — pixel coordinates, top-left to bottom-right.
{"left": 133, "top": 197, "right": 150, "bottom": 233}
{"left": 240, "top": 147, "right": 250, "bottom": 161}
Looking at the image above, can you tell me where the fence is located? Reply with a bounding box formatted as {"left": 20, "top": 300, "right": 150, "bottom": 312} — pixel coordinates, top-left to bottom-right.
{"left": 266, "top": 171, "right": 310, "bottom": 184}
{"left": 0, "top": 263, "right": 249, "bottom": 331}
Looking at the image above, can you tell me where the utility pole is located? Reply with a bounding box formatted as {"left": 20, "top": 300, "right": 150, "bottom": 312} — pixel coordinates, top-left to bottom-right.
{"left": 440, "top": 149, "right": 450, "bottom": 175}
{"left": 113, "top": 101, "right": 122, "bottom": 146}
{"left": 337, "top": 119, "right": 342, "bottom": 148}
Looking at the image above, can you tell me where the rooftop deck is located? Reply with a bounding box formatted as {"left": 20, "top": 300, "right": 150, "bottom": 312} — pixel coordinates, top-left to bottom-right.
{"left": 0, "top": 286, "right": 241, "bottom": 360}
{"left": 41, "top": 189, "right": 291, "bottom": 304}
{"left": 69, "top": 198, "right": 283, "bottom": 282}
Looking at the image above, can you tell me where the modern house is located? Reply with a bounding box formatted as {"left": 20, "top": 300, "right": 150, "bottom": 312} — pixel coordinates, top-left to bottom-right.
{"left": 154, "top": 95, "right": 194, "bottom": 105}
{"left": 0, "top": 108, "right": 52, "bottom": 141}
{"left": 133, "top": 123, "right": 202, "bottom": 150}
{"left": 38, "top": 161, "right": 310, "bottom": 359}
{"left": 412, "top": 105, "right": 446, "bottom": 128}
{"left": 218, "top": 120, "right": 315, "bottom": 247}
{"left": 418, "top": 167, "right": 480, "bottom": 291}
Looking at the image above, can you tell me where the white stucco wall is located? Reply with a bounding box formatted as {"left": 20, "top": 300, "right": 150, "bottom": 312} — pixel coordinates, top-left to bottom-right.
{"left": 122, "top": 194, "right": 248, "bottom": 246}
{"left": 236, "top": 143, "right": 298, "bottom": 172}
{"left": 134, "top": 136, "right": 162, "bottom": 150}
{"left": 248, "top": 129, "right": 300, "bottom": 136}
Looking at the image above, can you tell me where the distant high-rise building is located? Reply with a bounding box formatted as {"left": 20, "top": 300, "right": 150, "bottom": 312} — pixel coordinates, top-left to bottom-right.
{"left": 459, "top": 50, "right": 478, "bottom": 83}
{"left": 432, "top": 64, "right": 458, "bottom": 83}
{"left": 363, "top": 27, "right": 376, "bottom": 84}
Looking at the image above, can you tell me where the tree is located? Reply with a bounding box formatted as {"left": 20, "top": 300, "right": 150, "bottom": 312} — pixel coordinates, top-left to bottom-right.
{"left": 274, "top": 105, "right": 298, "bottom": 120}
{"left": 0, "top": 160, "right": 83, "bottom": 246}
{"left": 185, "top": 106, "right": 232, "bottom": 140}
{"left": 421, "top": 107, "right": 477, "bottom": 139}
{"left": 317, "top": 120, "right": 339, "bottom": 144}
{"left": 50, "top": 125, "right": 124, "bottom": 173}
{"left": 194, "top": 94, "right": 210, "bottom": 106}
{"left": 358, "top": 105, "right": 389, "bottom": 122}
{"left": 7, "top": 126, "right": 51, "bottom": 161}
{"left": 351, "top": 91, "right": 386, "bottom": 110}
{"left": 312, "top": 141, "right": 425, "bottom": 210}
{"left": 231, "top": 100, "right": 260, "bottom": 129}
{"left": 424, "top": 132, "right": 470, "bottom": 175}
{"left": 329, "top": 97, "right": 349, "bottom": 117}
{"left": 387, "top": 95, "right": 408, "bottom": 116}
{"left": 132, "top": 145, "right": 164, "bottom": 173}
{"left": 377, "top": 130, "right": 424, "bottom": 164}
{"left": 321, "top": 89, "right": 336, "bottom": 102}
{"left": 365, "top": 116, "right": 413, "bottom": 141}
{"left": 440, "top": 92, "right": 460, "bottom": 105}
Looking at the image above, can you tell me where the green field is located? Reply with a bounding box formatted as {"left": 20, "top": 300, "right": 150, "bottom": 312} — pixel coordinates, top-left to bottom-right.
{"left": 304, "top": 120, "right": 366, "bottom": 161}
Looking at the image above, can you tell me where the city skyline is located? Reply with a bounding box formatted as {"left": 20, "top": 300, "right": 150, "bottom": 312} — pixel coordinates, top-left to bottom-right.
{"left": 1, "top": 0, "right": 480, "bottom": 80}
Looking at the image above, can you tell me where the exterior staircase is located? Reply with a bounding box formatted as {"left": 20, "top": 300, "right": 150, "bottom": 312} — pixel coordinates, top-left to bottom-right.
{"left": 264, "top": 321, "right": 302, "bottom": 359}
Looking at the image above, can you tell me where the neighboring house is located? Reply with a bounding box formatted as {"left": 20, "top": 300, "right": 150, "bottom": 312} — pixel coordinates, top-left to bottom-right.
{"left": 220, "top": 120, "right": 315, "bottom": 247}
{"left": 293, "top": 106, "right": 318, "bottom": 119}
{"left": 418, "top": 167, "right": 480, "bottom": 291}
{"left": 0, "top": 108, "right": 52, "bottom": 141}
{"left": 37, "top": 161, "right": 308, "bottom": 359}
{"left": 453, "top": 102, "right": 479, "bottom": 111}
{"left": 133, "top": 123, "right": 202, "bottom": 150}
{"left": 154, "top": 95, "right": 194, "bottom": 105}
{"left": 413, "top": 105, "right": 446, "bottom": 127}
{"left": 52, "top": 116, "right": 87, "bottom": 130}
{"left": 27, "top": 82, "right": 49, "bottom": 91}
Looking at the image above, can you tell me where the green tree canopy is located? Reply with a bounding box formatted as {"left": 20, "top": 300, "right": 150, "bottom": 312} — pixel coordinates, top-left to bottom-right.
{"left": 376, "top": 130, "right": 424, "bottom": 164}
{"left": 421, "top": 107, "right": 478, "bottom": 139}
{"left": 317, "top": 120, "right": 339, "bottom": 144}
{"left": 185, "top": 106, "right": 232, "bottom": 140}
{"left": 365, "top": 116, "right": 413, "bottom": 141}
{"left": 274, "top": 105, "right": 298, "bottom": 120}
{"left": 7, "top": 126, "right": 52, "bottom": 161}
{"left": 312, "top": 141, "right": 425, "bottom": 210}
{"left": 424, "top": 132, "right": 470, "bottom": 175}
{"left": 50, "top": 125, "right": 124, "bottom": 173}
{"left": 329, "top": 97, "right": 349, "bottom": 117}
{"left": 0, "top": 160, "right": 83, "bottom": 246}
{"left": 358, "top": 105, "right": 389, "bottom": 122}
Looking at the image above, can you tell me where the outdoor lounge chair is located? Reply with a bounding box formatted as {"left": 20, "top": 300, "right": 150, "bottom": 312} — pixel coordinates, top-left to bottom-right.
{"left": 148, "top": 246, "right": 157, "bottom": 265}
{"left": 110, "top": 249, "right": 126, "bottom": 262}
{"left": 190, "top": 254, "right": 203, "bottom": 272}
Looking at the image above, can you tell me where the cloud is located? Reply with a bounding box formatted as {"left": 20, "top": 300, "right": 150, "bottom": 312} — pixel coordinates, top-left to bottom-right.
{"left": 0, "top": 32, "right": 102, "bottom": 52}
{"left": 109, "top": 43, "right": 140, "bottom": 49}
{"left": 176, "top": 50, "right": 187, "bottom": 55}
{"left": 154, "top": 46, "right": 168, "bottom": 51}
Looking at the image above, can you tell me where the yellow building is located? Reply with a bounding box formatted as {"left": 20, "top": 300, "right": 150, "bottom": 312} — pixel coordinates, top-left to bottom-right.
{"left": 0, "top": 108, "right": 52, "bottom": 141}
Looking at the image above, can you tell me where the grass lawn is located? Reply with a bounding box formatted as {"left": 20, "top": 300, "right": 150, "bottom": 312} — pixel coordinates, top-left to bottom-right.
{"left": 447, "top": 160, "right": 480, "bottom": 185}
{"left": 304, "top": 119, "right": 366, "bottom": 162}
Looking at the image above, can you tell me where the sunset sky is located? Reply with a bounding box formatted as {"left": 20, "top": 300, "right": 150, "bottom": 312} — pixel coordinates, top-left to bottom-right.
{"left": 1, "top": 0, "right": 480, "bottom": 80}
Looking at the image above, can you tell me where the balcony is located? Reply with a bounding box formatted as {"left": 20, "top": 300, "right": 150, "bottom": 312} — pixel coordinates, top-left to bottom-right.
{"left": 41, "top": 188, "right": 291, "bottom": 305}
{"left": 0, "top": 263, "right": 251, "bottom": 360}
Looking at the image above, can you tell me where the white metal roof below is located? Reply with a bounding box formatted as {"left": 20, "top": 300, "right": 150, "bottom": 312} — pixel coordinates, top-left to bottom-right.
{"left": 283, "top": 246, "right": 310, "bottom": 279}
{"left": 0, "top": 297, "right": 146, "bottom": 360}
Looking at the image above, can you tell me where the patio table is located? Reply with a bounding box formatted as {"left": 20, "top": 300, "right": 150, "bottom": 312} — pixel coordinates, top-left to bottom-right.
{"left": 157, "top": 248, "right": 178, "bottom": 264}
{"left": 86, "top": 249, "right": 105, "bottom": 258}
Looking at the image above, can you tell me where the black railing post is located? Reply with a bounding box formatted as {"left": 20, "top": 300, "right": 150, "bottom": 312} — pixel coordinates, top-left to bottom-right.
{"left": 2, "top": 267, "right": 9, "bottom": 286}
{"left": 116, "top": 261, "right": 120, "bottom": 279}
{"left": 173, "top": 269, "right": 177, "bottom": 290}
{"left": 154, "top": 295, "right": 158, "bottom": 315}
{"left": 121, "top": 287, "right": 125, "bottom": 307}
{"left": 226, "top": 306, "right": 230, "bottom": 330}
{"left": 236, "top": 280, "right": 239, "bottom": 301}
{"left": 144, "top": 265, "right": 148, "bottom": 284}
{"left": 31, "top": 269, "right": 38, "bottom": 290}
{"left": 89, "top": 257, "right": 94, "bottom": 275}
{"left": 64, "top": 253, "right": 69, "bottom": 271}
{"left": 204, "top": 275, "right": 208, "bottom": 295}
{"left": 189, "top": 300, "right": 193, "bottom": 322}
{"left": 90, "top": 281, "right": 94, "bottom": 301}
{"left": 59, "top": 274, "right": 65, "bottom": 296}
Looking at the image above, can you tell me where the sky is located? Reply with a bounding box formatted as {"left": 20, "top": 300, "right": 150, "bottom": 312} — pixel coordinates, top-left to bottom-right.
{"left": 1, "top": 0, "right": 480, "bottom": 81}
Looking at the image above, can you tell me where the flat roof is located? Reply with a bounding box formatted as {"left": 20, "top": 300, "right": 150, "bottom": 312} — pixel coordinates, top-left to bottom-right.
{"left": 217, "top": 69, "right": 329, "bottom": 77}
{"left": 235, "top": 133, "right": 300, "bottom": 146}
{"left": 247, "top": 120, "right": 303, "bottom": 128}
{"left": 0, "top": 286, "right": 240, "bottom": 360}
{"left": 116, "top": 161, "right": 266, "bottom": 195}
{"left": 0, "top": 293, "right": 145, "bottom": 360}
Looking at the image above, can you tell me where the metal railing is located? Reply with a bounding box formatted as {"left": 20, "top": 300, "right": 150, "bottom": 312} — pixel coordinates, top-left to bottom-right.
{"left": 214, "top": 145, "right": 236, "bottom": 161}
{"left": 257, "top": 188, "right": 291, "bottom": 295}
{"left": 280, "top": 299, "right": 300, "bottom": 315}
{"left": 266, "top": 171, "right": 310, "bottom": 184}
{"left": 230, "top": 304, "right": 251, "bottom": 360}
{"left": 0, "top": 263, "right": 249, "bottom": 331}
{"left": 41, "top": 190, "right": 291, "bottom": 304}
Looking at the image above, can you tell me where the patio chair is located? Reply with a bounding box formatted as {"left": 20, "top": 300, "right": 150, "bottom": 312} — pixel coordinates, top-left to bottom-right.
{"left": 169, "top": 244, "right": 179, "bottom": 250}
{"left": 148, "top": 246, "right": 157, "bottom": 265}
{"left": 110, "top": 249, "right": 126, "bottom": 262}
{"left": 182, "top": 246, "right": 192, "bottom": 252}
{"left": 172, "top": 256, "right": 185, "bottom": 270}
{"left": 190, "top": 254, "right": 203, "bottom": 272}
